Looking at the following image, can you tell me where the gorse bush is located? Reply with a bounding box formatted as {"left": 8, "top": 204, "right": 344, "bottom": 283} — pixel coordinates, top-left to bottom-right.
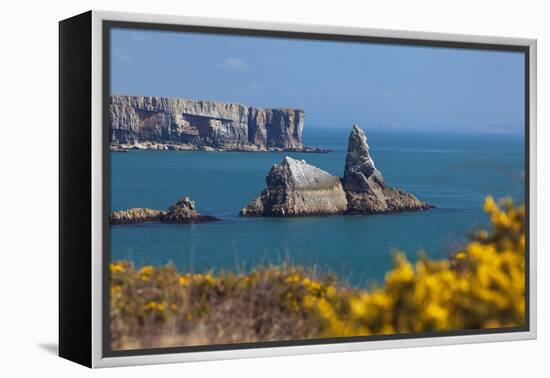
{"left": 110, "top": 264, "right": 335, "bottom": 349}
{"left": 305, "top": 196, "right": 525, "bottom": 336}
{"left": 110, "top": 197, "right": 525, "bottom": 350}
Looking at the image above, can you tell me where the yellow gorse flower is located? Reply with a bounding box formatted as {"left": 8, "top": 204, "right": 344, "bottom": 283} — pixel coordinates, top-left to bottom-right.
{"left": 110, "top": 262, "right": 126, "bottom": 274}
{"left": 110, "top": 197, "right": 525, "bottom": 349}
{"left": 179, "top": 275, "right": 190, "bottom": 286}
{"left": 275, "top": 197, "right": 525, "bottom": 336}
{"left": 139, "top": 265, "right": 155, "bottom": 282}
{"left": 143, "top": 301, "right": 166, "bottom": 313}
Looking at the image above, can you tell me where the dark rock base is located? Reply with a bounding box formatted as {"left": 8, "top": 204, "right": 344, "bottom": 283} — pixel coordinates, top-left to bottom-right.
{"left": 346, "top": 188, "right": 434, "bottom": 215}
{"left": 160, "top": 215, "right": 220, "bottom": 224}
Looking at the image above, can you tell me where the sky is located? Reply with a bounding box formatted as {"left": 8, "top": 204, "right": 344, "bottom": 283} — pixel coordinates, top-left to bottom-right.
{"left": 110, "top": 28, "right": 525, "bottom": 134}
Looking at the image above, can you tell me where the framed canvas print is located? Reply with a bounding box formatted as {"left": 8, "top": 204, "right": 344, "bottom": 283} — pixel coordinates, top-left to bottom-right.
{"left": 59, "top": 10, "right": 537, "bottom": 368}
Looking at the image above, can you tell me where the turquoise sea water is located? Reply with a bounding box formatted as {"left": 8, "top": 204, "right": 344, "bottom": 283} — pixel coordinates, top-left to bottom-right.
{"left": 109, "top": 128, "right": 525, "bottom": 287}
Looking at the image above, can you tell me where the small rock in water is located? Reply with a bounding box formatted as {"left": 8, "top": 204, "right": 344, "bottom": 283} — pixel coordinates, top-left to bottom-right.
{"left": 161, "top": 197, "right": 219, "bottom": 223}
{"left": 109, "top": 197, "right": 219, "bottom": 225}
{"left": 109, "top": 208, "right": 164, "bottom": 225}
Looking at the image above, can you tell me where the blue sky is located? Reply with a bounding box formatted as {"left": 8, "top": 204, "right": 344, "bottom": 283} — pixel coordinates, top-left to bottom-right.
{"left": 110, "top": 28, "right": 525, "bottom": 133}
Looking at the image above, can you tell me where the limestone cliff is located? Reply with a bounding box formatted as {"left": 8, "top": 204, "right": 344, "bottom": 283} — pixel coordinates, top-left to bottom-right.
{"left": 109, "top": 95, "right": 324, "bottom": 152}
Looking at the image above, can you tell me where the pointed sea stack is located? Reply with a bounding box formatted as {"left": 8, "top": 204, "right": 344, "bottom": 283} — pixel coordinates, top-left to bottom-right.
{"left": 343, "top": 125, "right": 433, "bottom": 214}
{"left": 240, "top": 157, "right": 348, "bottom": 216}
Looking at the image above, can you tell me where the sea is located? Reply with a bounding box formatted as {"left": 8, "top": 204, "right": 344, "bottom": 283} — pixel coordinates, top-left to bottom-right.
{"left": 109, "top": 128, "right": 525, "bottom": 287}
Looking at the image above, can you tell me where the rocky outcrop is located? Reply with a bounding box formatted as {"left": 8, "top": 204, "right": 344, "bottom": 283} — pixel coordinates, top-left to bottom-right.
{"left": 109, "top": 197, "right": 219, "bottom": 225}
{"left": 241, "top": 125, "right": 433, "bottom": 217}
{"left": 109, "top": 95, "right": 327, "bottom": 152}
{"left": 240, "top": 157, "right": 348, "bottom": 216}
{"left": 161, "top": 197, "right": 219, "bottom": 223}
{"left": 343, "top": 125, "right": 432, "bottom": 214}
{"left": 343, "top": 125, "right": 386, "bottom": 192}
{"left": 109, "top": 208, "right": 164, "bottom": 225}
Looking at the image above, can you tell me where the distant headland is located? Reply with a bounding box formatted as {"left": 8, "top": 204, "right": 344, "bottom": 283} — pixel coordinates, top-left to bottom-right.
{"left": 109, "top": 95, "right": 329, "bottom": 153}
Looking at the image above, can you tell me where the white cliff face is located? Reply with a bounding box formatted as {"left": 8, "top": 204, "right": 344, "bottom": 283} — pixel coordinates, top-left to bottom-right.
{"left": 109, "top": 197, "right": 219, "bottom": 225}
{"left": 247, "top": 108, "right": 268, "bottom": 148}
{"left": 109, "top": 95, "right": 306, "bottom": 150}
{"left": 110, "top": 95, "right": 250, "bottom": 122}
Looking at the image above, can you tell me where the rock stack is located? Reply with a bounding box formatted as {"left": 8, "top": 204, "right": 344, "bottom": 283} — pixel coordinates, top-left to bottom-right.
{"left": 240, "top": 157, "right": 348, "bottom": 216}
{"left": 343, "top": 125, "right": 432, "bottom": 214}
{"left": 240, "top": 125, "right": 433, "bottom": 217}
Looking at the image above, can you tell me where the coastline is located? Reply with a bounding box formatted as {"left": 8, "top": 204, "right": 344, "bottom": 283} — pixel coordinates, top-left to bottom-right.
{"left": 110, "top": 142, "right": 331, "bottom": 153}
